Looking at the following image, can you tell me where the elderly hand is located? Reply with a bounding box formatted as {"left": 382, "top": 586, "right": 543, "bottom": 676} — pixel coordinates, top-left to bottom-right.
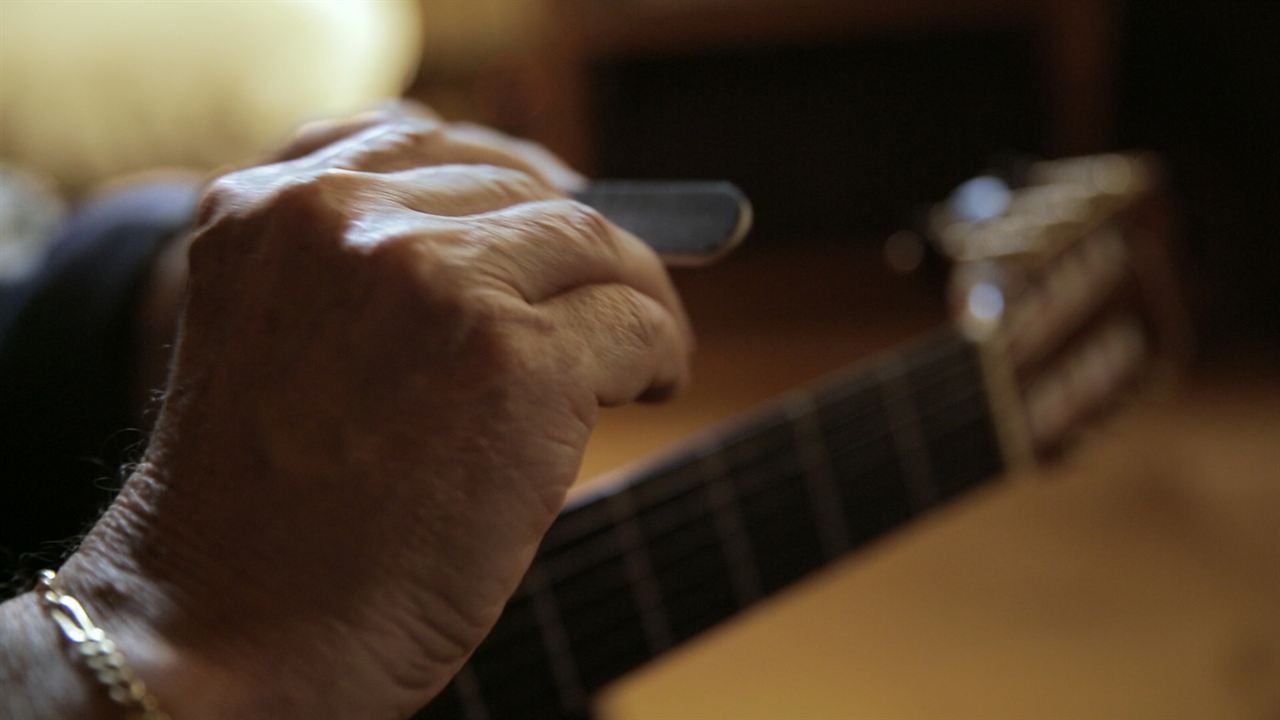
{"left": 43, "top": 112, "right": 693, "bottom": 718}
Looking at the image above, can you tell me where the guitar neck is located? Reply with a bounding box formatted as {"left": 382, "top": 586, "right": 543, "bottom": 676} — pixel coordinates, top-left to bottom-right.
{"left": 421, "top": 327, "right": 1004, "bottom": 720}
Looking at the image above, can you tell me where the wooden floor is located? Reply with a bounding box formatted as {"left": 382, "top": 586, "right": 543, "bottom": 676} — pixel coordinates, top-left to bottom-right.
{"left": 569, "top": 243, "right": 1280, "bottom": 719}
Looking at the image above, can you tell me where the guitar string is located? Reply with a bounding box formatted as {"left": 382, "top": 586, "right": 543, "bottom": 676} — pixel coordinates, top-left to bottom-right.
{"left": 514, "top": 398, "right": 988, "bottom": 637}
{"left": 526, "top": 402, "right": 993, "bottom": 635}
{"left": 535, "top": 386, "right": 990, "bottom": 610}
{"left": 534, "top": 348, "right": 983, "bottom": 578}
{"left": 461, "top": 338, "right": 982, "bottom": 658}
{"left": 449, "top": 335, "right": 995, "bottom": 699}
{"left": 538, "top": 334, "right": 978, "bottom": 557}
{"left": 463, "top": 390, "right": 995, "bottom": 692}
{"left": 502, "top": 378, "right": 982, "bottom": 625}
{"left": 462, "top": 405, "right": 998, "bottom": 696}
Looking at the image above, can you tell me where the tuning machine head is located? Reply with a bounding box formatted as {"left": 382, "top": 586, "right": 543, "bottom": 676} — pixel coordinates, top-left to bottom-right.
{"left": 931, "top": 153, "right": 1159, "bottom": 265}
{"left": 930, "top": 153, "right": 1185, "bottom": 465}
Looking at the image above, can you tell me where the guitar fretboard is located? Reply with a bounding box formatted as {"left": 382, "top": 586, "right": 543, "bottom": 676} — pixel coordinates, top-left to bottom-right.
{"left": 420, "top": 328, "right": 1002, "bottom": 720}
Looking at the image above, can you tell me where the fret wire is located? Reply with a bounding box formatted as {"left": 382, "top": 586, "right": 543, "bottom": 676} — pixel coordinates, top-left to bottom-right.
{"left": 609, "top": 376, "right": 977, "bottom": 566}
{"left": 542, "top": 509, "right": 721, "bottom": 617}
{"left": 522, "top": 565, "right": 587, "bottom": 713}
{"left": 813, "top": 394, "right": 973, "bottom": 476}
{"left": 515, "top": 390, "right": 991, "bottom": 613}
{"left": 650, "top": 543, "right": 737, "bottom": 595}
{"left": 763, "top": 388, "right": 987, "bottom": 492}
{"left": 544, "top": 566, "right": 636, "bottom": 623}
{"left": 819, "top": 333, "right": 964, "bottom": 402}
{"left": 457, "top": 409, "right": 998, "bottom": 717}
{"left": 830, "top": 346, "right": 978, "bottom": 411}
{"left": 817, "top": 381, "right": 984, "bottom": 465}
{"left": 519, "top": 509, "right": 727, "bottom": 617}
{"left": 811, "top": 331, "right": 968, "bottom": 412}
{"left": 466, "top": 637, "right": 569, "bottom": 699}
{"left": 451, "top": 663, "right": 490, "bottom": 720}
{"left": 665, "top": 397, "right": 983, "bottom": 584}
{"left": 540, "top": 340, "right": 971, "bottom": 563}
{"left": 519, "top": 385, "right": 990, "bottom": 602}
{"left": 875, "top": 355, "right": 939, "bottom": 509}
{"left": 464, "top": 427, "right": 993, "bottom": 717}
{"left": 700, "top": 451, "right": 763, "bottom": 607}
{"left": 539, "top": 521, "right": 641, "bottom": 586}
{"left": 624, "top": 464, "right": 705, "bottom": 517}
{"left": 549, "top": 334, "right": 969, "bottom": 549}
{"left": 785, "top": 391, "right": 853, "bottom": 558}
{"left": 593, "top": 425, "right": 783, "bottom": 548}
{"left": 608, "top": 489, "right": 674, "bottom": 655}
{"left": 825, "top": 403, "right": 991, "bottom": 480}
{"left": 713, "top": 447, "right": 805, "bottom": 497}
{"left": 538, "top": 558, "right": 656, "bottom": 635}
{"left": 546, "top": 596, "right": 664, "bottom": 655}
{"left": 815, "top": 347, "right": 976, "bottom": 440}
{"left": 575, "top": 405, "right": 992, "bottom": 605}
{"left": 529, "top": 576, "right": 727, "bottom": 681}
{"left": 563, "top": 526, "right": 787, "bottom": 636}
{"left": 448, "top": 334, "right": 994, "bottom": 715}
{"left": 466, "top": 644, "right": 552, "bottom": 690}
{"left": 537, "top": 500, "right": 620, "bottom": 561}
{"left": 627, "top": 482, "right": 721, "bottom": 545}
{"left": 462, "top": 608, "right": 540, "bottom": 675}
{"left": 619, "top": 413, "right": 790, "bottom": 523}
{"left": 508, "top": 404, "right": 994, "bottom": 621}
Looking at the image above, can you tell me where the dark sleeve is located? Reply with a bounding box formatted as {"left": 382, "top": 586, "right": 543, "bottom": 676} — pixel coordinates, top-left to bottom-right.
{"left": 0, "top": 181, "right": 199, "bottom": 591}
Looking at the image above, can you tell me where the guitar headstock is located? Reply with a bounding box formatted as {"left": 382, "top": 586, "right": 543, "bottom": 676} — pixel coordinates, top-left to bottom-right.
{"left": 930, "top": 154, "right": 1193, "bottom": 467}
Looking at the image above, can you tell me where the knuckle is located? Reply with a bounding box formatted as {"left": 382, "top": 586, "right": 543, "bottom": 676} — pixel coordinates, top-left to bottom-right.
{"left": 512, "top": 136, "right": 544, "bottom": 156}
{"left": 449, "top": 292, "right": 547, "bottom": 381}
{"left": 188, "top": 170, "right": 290, "bottom": 269}
{"left": 395, "top": 117, "right": 448, "bottom": 149}
{"left": 472, "top": 164, "right": 543, "bottom": 203}
{"left": 184, "top": 223, "right": 223, "bottom": 275}
{"left": 273, "top": 168, "right": 377, "bottom": 224}
{"left": 365, "top": 231, "right": 488, "bottom": 317}
{"left": 194, "top": 174, "right": 246, "bottom": 225}
{"left": 443, "top": 120, "right": 506, "bottom": 148}
{"left": 443, "top": 119, "right": 486, "bottom": 136}
{"left": 366, "top": 228, "right": 453, "bottom": 281}
{"left": 332, "top": 117, "right": 447, "bottom": 170}
{"left": 266, "top": 175, "right": 343, "bottom": 227}
{"left": 310, "top": 166, "right": 363, "bottom": 191}
{"left": 192, "top": 170, "right": 369, "bottom": 271}
{"left": 197, "top": 165, "right": 368, "bottom": 229}
{"left": 408, "top": 165, "right": 544, "bottom": 214}
{"left": 541, "top": 199, "right": 618, "bottom": 258}
{"left": 563, "top": 200, "right": 611, "bottom": 239}
{"left": 393, "top": 98, "right": 441, "bottom": 122}
{"left": 606, "top": 287, "right": 662, "bottom": 352}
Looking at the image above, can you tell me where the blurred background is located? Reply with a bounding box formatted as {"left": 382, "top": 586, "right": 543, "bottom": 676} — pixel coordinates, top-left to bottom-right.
{"left": 2, "top": 1, "right": 1278, "bottom": 718}
{"left": 3, "top": 0, "right": 1276, "bottom": 349}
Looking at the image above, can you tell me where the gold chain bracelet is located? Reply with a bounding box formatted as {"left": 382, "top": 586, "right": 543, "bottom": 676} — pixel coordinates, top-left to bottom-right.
{"left": 35, "top": 569, "right": 171, "bottom": 720}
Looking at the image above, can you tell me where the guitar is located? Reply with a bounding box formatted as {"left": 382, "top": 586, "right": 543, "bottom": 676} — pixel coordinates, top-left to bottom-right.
{"left": 417, "top": 154, "right": 1190, "bottom": 720}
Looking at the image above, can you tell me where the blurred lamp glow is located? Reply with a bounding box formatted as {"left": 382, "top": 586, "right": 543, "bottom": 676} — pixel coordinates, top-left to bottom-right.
{"left": 967, "top": 282, "right": 1005, "bottom": 322}
{"left": 949, "top": 176, "right": 1012, "bottom": 223}
{"left": 0, "top": 1, "right": 422, "bottom": 191}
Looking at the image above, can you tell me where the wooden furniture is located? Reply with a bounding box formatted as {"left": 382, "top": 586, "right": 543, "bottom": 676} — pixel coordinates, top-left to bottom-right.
{"left": 526, "top": 0, "right": 1119, "bottom": 171}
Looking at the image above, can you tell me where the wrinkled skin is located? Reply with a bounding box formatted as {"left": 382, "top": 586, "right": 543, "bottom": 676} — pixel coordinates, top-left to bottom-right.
{"left": 49, "top": 109, "right": 693, "bottom": 719}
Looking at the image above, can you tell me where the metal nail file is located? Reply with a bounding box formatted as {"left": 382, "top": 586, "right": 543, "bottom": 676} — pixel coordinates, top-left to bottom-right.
{"left": 572, "top": 180, "right": 752, "bottom": 265}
